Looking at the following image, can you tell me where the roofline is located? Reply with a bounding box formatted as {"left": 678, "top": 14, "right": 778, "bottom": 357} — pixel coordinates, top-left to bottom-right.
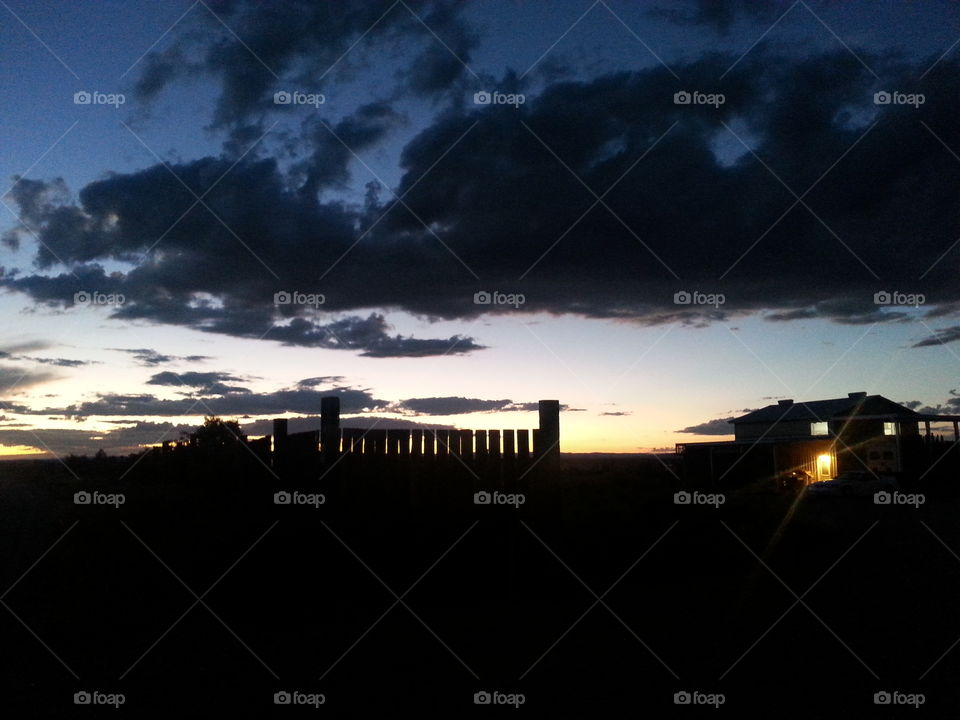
{"left": 733, "top": 413, "right": 958, "bottom": 424}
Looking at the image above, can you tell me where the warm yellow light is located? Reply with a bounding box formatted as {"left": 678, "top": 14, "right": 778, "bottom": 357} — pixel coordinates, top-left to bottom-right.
{"left": 817, "top": 454, "right": 833, "bottom": 479}
{"left": 0, "top": 444, "right": 46, "bottom": 458}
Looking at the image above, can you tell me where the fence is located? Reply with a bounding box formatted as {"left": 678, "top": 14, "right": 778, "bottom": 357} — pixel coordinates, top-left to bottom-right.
{"left": 272, "top": 398, "right": 560, "bottom": 470}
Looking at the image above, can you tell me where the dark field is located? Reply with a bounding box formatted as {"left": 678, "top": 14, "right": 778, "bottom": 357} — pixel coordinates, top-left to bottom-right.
{"left": 1, "top": 453, "right": 958, "bottom": 716}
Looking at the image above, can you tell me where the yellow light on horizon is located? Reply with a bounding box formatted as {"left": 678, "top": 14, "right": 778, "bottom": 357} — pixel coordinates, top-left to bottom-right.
{"left": 0, "top": 444, "right": 46, "bottom": 458}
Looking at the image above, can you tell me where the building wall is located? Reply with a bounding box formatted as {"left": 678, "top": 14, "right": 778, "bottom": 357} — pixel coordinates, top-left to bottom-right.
{"left": 735, "top": 419, "right": 815, "bottom": 441}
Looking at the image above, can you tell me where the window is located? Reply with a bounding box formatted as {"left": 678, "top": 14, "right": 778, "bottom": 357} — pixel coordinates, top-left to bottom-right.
{"left": 884, "top": 422, "right": 897, "bottom": 436}
{"left": 811, "top": 421, "right": 829, "bottom": 436}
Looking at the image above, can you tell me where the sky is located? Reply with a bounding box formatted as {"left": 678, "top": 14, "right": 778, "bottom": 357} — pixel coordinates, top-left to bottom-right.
{"left": 0, "top": 0, "right": 959, "bottom": 457}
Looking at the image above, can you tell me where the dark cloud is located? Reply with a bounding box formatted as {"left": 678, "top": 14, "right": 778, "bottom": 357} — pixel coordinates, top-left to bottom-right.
{"left": 2, "top": 50, "right": 958, "bottom": 352}
{"left": 29, "top": 357, "right": 94, "bottom": 367}
{"left": 111, "top": 348, "right": 213, "bottom": 366}
{"left": 600, "top": 411, "right": 632, "bottom": 416}
{"left": 0, "top": 366, "right": 58, "bottom": 394}
{"left": 677, "top": 417, "right": 736, "bottom": 435}
{"left": 912, "top": 326, "right": 960, "bottom": 348}
{"left": 133, "top": 0, "right": 477, "bottom": 129}
{"left": 651, "top": 0, "right": 794, "bottom": 33}
{"left": 399, "top": 396, "right": 515, "bottom": 415}
{"left": 297, "top": 376, "right": 345, "bottom": 388}
{"left": 396, "top": 397, "right": 569, "bottom": 415}
{"left": 241, "top": 414, "right": 454, "bottom": 436}
{"left": 0, "top": 421, "right": 192, "bottom": 457}
{"left": 46, "top": 383, "right": 381, "bottom": 419}
{"left": 146, "top": 371, "right": 250, "bottom": 395}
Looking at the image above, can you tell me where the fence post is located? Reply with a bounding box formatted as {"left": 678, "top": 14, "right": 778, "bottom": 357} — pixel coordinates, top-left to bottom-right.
{"left": 475, "top": 430, "right": 488, "bottom": 459}
{"left": 517, "top": 429, "right": 530, "bottom": 460}
{"left": 460, "top": 430, "right": 474, "bottom": 463}
{"left": 321, "top": 397, "right": 340, "bottom": 461}
{"left": 537, "top": 400, "right": 560, "bottom": 458}
{"left": 489, "top": 430, "right": 501, "bottom": 459}
{"left": 273, "top": 418, "right": 288, "bottom": 473}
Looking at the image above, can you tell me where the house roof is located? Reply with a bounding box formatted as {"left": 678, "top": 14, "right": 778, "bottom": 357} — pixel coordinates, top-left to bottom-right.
{"left": 732, "top": 393, "right": 918, "bottom": 425}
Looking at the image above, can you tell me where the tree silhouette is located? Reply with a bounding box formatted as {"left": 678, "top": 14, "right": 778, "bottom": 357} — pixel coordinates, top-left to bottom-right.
{"left": 186, "top": 416, "right": 246, "bottom": 449}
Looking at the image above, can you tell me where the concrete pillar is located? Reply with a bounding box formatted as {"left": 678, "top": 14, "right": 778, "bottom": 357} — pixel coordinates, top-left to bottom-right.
{"left": 411, "top": 429, "right": 423, "bottom": 456}
{"left": 437, "top": 429, "right": 449, "bottom": 456}
{"left": 538, "top": 400, "right": 560, "bottom": 457}
{"left": 399, "top": 429, "right": 411, "bottom": 456}
{"left": 321, "top": 396, "right": 340, "bottom": 460}
{"left": 424, "top": 429, "right": 435, "bottom": 456}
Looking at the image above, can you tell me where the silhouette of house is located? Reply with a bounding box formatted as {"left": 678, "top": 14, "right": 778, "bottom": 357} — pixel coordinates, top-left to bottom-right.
{"left": 677, "top": 392, "right": 960, "bottom": 486}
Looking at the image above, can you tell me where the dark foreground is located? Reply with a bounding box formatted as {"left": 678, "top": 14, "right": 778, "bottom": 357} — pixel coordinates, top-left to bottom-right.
{"left": 1, "top": 453, "right": 958, "bottom": 717}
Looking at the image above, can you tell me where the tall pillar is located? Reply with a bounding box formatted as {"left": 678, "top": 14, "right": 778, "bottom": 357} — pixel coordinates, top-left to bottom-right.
{"left": 537, "top": 400, "right": 560, "bottom": 458}
{"left": 320, "top": 397, "right": 340, "bottom": 460}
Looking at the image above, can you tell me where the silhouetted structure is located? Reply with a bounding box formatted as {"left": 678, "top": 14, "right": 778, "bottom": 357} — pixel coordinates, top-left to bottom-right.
{"left": 270, "top": 398, "right": 561, "bottom": 472}
{"left": 677, "top": 392, "right": 960, "bottom": 487}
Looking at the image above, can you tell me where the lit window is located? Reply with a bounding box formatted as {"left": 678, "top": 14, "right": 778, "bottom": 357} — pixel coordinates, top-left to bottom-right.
{"left": 884, "top": 422, "right": 897, "bottom": 436}
{"left": 811, "top": 421, "right": 828, "bottom": 436}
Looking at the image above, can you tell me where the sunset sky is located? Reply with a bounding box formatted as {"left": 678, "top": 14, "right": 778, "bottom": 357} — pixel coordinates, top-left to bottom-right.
{"left": 1, "top": 0, "right": 958, "bottom": 457}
